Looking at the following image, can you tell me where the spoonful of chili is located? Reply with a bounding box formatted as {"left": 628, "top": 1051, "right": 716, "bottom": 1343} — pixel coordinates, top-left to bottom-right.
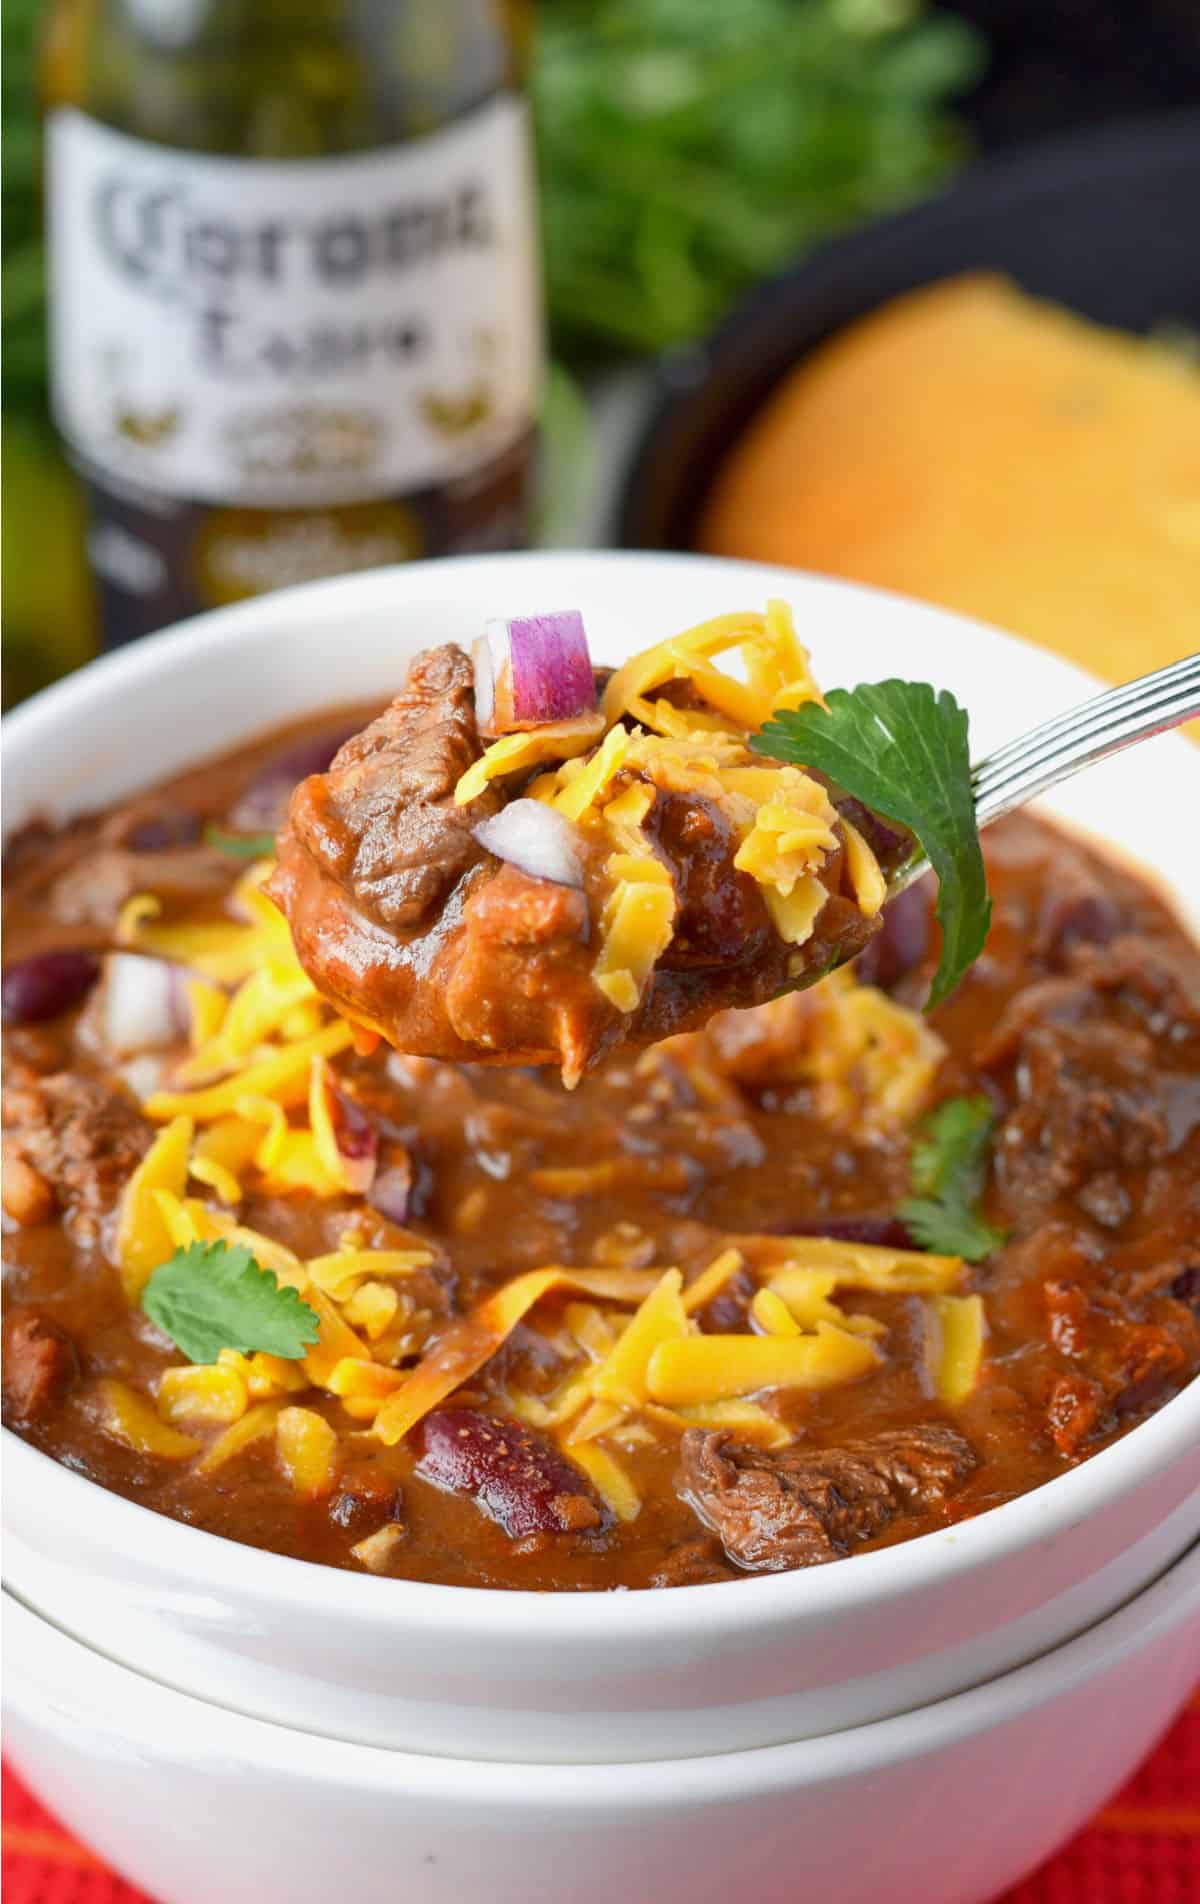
{"left": 266, "top": 605, "right": 1199, "bottom": 1086}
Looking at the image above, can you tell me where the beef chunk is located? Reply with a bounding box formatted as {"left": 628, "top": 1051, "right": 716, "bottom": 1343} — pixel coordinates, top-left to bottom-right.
{"left": 997, "top": 1020, "right": 1168, "bottom": 1202}
{"left": 417, "top": 1407, "right": 610, "bottom": 1538}
{"left": 454, "top": 862, "right": 588, "bottom": 951}
{"left": 681, "top": 1423, "right": 976, "bottom": 1573}
{"left": 1046, "top": 1372, "right": 1104, "bottom": 1459}
{"left": 280, "top": 644, "right": 498, "bottom": 933}
{"left": 328, "top": 1456, "right": 405, "bottom": 1536}
{"left": 1035, "top": 865, "right": 1123, "bottom": 967}
{"left": 48, "top": 845, "right": 234, "bottom": 929}
{"left": 981, "top": 935, "right": 1200, "bottom": 1071}
{"left": 1110, "top": 1322, "right": 1192, "bottom": 1417}
{"left": 979, "top": 931, "right": 1200, "bottom": 1225}
{"left": 441, "top": 863, "right": 594, "bottom": 1069}
{"left": 1071, "top": 934, "right": 1200, "bottom": 1034}
{"left": 648, "top": 1535, "right": 737, "bottom": 1588}
{"left": 2, "top": 1311, "right": 78, "bottom": 1424}
{"left": 1039, "top": 1265, "right": 1199, "bottom": 1457}
{"left": 2, "top": 1068, "right": 152, "bottom": 1249}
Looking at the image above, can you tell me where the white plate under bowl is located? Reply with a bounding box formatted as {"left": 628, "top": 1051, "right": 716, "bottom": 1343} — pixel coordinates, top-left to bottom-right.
{"left": 5, "top": 1541, "right": 1199, "bottom": 1904}
{"left": 4, "top": 551, "right": 1199, "bottom": 1764}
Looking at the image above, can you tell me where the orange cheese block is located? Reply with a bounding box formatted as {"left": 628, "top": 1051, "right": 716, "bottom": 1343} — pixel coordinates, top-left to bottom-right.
{"left": 699, "top": 274, "right": 1199, "bottom": 712}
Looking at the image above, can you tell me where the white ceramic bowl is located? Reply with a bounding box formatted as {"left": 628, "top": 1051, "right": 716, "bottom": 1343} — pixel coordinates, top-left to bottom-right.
{"left": 4, "top": 552, "right": 1200, "bottom": 1764}
{"left": 6, "top": 1542, "right": 1199, "bottom": 1904}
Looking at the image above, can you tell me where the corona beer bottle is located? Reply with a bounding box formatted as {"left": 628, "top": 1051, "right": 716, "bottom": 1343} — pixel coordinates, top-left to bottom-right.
{"left": 44, "top": 1, "right": 541, "bottom": 645}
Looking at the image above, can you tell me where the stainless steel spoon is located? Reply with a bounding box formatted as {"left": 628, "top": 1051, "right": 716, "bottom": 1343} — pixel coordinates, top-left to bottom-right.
{"left": 891, "top": 650, "right": 1200, "bottom": 895}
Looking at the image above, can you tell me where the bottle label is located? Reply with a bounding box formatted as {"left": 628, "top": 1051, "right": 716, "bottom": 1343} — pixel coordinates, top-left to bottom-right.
{"left": 47, "top": 98, "right": 542, "bottom": 510}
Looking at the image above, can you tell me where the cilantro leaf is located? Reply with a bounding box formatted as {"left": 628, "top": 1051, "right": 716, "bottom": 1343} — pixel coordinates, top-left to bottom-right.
{"left": 141, "top": 1241, "right": 319, "bottom": 1364}
{"left": 753, "top": 680, "right": 991, "bottom": 1007}
{"left": 203, "top": 824, "right": 277, "bottom": 861}
{"left": 899, "top": 1095, "right": 1007, "bottom": 1264}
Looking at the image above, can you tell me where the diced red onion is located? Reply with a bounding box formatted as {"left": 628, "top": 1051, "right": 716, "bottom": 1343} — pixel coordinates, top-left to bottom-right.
{"left": 474, "top": 800, "right": 585, "bottom": 890}
{"left": 472, "top": 611, "right": 596, "bottom": 735}
{"left": 99, "top": 953, "right": 189, "bottom": 1056}
{"left": 329, "top": 1087, "right": 378, "bottom": 1196}
{"left": 229, "top": 726, "right": 358, "bottom": 832}
{"left": 369, "top": 1156, "right": 414, "bottom": 1226}
{"left": 2, "top": 951, "right": 101, "bottom": 1026}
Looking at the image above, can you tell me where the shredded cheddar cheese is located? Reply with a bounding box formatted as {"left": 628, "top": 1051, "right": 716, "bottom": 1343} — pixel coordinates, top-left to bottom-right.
{"left": 275, "top": 1406, "right": 339, "bottom": 1498}
{"left": 195, "top": 1400, "right": 284, "bottom": 1475}
{"left": 681, "top": 1248, "right": 744, "bottom": 1313}
{"left": 97, "top": 1378, "right": 200, "bottom": 1459}
{"left": 372, "top": 1265, "right": 663, "bottom": 1446}
{"left": 754, "top": 1234, "right": 965, "bottom": 1294}
{"left": 158, "top": 1364, "right": 248, "bottom": 1427}
{"left": 601, "top": 604, "right": 822, "bottom": 730}
{"left": 590, "top": 1269, "right": 689, "bottom": 1408}
{"left": 145, "top": 1019, "right": 353, "bottom": 1123}
{"left": 928, "top": 1292, "right": 986, "bottom": 1405}
{"left": 647, "top": 1323, "right": 881, "bottom": 1407}
{"left": 454, "top": 713, "right": 605, "bottom": 806}
{"left": 115, "top": 1116, "right": 193, "bottom": 1301}
{"left": 650, "top": 1399, "right": 791, "bottom": 1450}
{"left": 566, "top": 1440, "right": 641, "bottom": 1522}
{"left": 750, "top": 1287, "right": 803, "bottom": 1338}
{"left": 591, "top": 878, "right": 677, "bottom": 1014}
{"left": 458, "top": 599, "right": 882, "bottom": 1023}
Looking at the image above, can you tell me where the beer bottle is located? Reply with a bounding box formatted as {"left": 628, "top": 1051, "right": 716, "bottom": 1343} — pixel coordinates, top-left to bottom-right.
{"left": 43, "top": 1, "right": 542, "bottom": 647}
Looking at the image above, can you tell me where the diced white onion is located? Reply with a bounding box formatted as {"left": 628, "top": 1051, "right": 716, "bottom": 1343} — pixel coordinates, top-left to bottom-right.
{"left": 119, "top": 1055, "right": 168, "bottom": 1102}
{"left": 472, "top": 629, "right": 500, "bottom": 732}
{"left": 101, "top": 953, "right": 187, "bottom": 1056}
{"left": 369, "top": 1161, "right": 413, "bottom": 1226}
{"left": 474, "top": 800, "right": 586, "bottom": 889}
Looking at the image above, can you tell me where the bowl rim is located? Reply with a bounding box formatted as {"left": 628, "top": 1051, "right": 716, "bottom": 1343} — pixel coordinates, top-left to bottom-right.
{"left": 4, "top": 547, "right": 1199, "bottom": 1644}
{"left": 6, "top": 1538, "right": 1199, "bottom": 1797}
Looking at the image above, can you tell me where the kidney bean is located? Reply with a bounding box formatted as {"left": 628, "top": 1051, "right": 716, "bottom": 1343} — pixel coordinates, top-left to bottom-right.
{"left": 2, "top": 951, "right": 101, "bottom": 1026}
{"left": 123, "top": 809, "right": 203, "bottom": 851}
{"left": 417, "top": 1407, "right": 610, "bottom": 1538}
{"left": 1170, "top": 1267, "right": 1200, "bottom": 1313}
{"left": 835, "top": 797, "right": 914, "bottom": 876}
{"left": 766, "top": 1214, "right": 917, "bottom": 1249}
{"left": 1, "top": 1311, "right": 78, "bottom": 1424}
{"left": 328, "top": 1458, "right": 405, "bottom": 1536}
{"left": 229, "top": 727, "right": 359, "bottom": 832}
{"left": 1038, "top": 888, "right": 1123, "bottom": 967}
{"left": 854, "top": 877, "right": 933, "bottom": 992}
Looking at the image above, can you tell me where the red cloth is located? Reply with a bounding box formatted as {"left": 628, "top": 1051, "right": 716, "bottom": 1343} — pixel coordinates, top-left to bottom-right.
{"left": 4, "top": 1698, "right": 1199, "bottom": 1903}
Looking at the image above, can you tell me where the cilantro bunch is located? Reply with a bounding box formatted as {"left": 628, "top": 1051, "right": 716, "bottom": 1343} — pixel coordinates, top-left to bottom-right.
{"left": 534, "top": 0, "right": 984, "bottom": 354}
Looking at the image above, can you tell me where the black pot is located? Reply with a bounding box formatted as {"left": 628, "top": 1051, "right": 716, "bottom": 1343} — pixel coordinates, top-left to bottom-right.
{"left": 618, "top": 112, "right": 1200, "bottom": 554}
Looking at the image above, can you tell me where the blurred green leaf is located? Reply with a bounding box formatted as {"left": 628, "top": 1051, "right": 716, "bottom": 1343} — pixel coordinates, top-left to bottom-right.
{"left": 533, "top": 0, "right": 985, "bottom": 356}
